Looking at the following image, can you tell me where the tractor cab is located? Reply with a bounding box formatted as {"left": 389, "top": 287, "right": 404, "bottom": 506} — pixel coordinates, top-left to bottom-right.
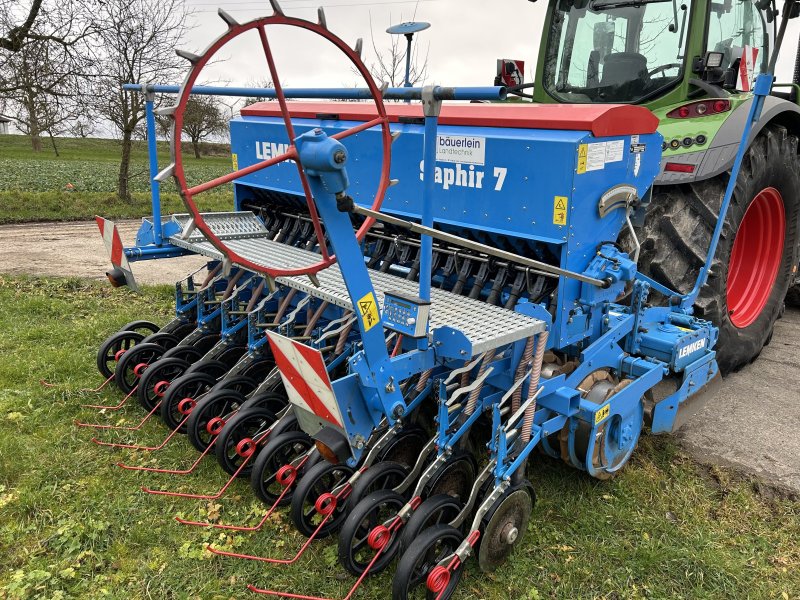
{"left": 524, "top": 0, "right": 800, "bottom": 377}
{"left": 532, "top": 0, "right": 774, "bottom": 108}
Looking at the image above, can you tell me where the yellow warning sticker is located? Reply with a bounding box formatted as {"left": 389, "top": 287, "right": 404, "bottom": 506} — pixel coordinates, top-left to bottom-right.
{"left": 577, "top": 144, "right": 588, "bottom": 174}
{"left": 232, "top": 153, "right": 239, "bottom": 171}
{"left": 553, "top": 196, "right": 568, "bottom": 226}
{"left": 357, "top": 292, "right": 380, "bottom": 332}
{"left": 595, "top": 404, "right": 610, "bottom": 425}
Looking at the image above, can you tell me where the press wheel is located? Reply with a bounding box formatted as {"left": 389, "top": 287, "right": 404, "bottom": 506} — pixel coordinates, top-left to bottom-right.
{"left": 162, "top": 345, "right": 204, "bottom": 363}
{"left": 424, "top": 453, "right": 476, "bottom": 503}
{"left": 347, "top": 460, "right": 410, "bottom": 510}
{"left": 120, "top": 320, "right": 160, "bottom": 335}
{"left": 96, "top": 330, "right": 144, "bottom": 379}
{"left": 215, "top": 407, "right": 277, "bottom": 476}
{"left": 338, "top": 489, "right": 405, "bottom": 576}
{"left": 185, "top": 388, "right": 247, "bottom": 452}
{"left": 289, "top": 460, "right": 355, "bottom": 537}
{"left": 114, "top": 342, "right": 166, "bottom": 395}
{"left": 399, "top": 493, "right": 462, "bottom": 553}
{"left": 250, "top": 430, "right": 315, "bottom": 506}
{"left": 137, "top": 357, "right": 190, "bottom": 412}
{"left": 160, "top": 371, "right": 216, "bottom": 431}
{"left": 392, "top": 524, "right": 465, "bottom": 600}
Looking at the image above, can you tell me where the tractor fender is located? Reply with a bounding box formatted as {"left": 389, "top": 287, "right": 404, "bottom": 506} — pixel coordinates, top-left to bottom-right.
{"left": 654, "top": 95, "right": 800, "bottom": 185}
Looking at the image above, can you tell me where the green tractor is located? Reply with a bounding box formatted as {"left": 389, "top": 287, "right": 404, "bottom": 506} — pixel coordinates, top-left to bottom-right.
{"left": 517, "top": 0, "right": 800, "bottom": 373}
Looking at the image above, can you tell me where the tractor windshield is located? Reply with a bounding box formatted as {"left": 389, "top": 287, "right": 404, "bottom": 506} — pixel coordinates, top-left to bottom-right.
{"left": 543, "top": 0, "right": 693, "bottom": 103}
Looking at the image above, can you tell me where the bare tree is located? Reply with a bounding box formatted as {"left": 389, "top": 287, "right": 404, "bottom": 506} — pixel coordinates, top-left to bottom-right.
{"left": 181, "top": 96, "right": 227, "bottom": 158}
{"left": 0, "top": 0, "right": 96, "bottom": 151}
{"left": 92, "top": 0, "right": 188, "bottom": 202}
{"left": 0, "top": 0, "right": 44, "bottom": 52}
{"left": 68, "top": 113, "right": 96, "bottom": 138}
{"left": 2, "top": 35, "right": 89, "bottom": 151}
{"left": 367, "top": 14, "right": 429, "bottom": 88}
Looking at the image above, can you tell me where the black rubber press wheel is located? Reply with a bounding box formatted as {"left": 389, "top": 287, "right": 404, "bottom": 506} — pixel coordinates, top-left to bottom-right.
{"left": 290, "top": 460, "right": 355, "bottom": 537}
{"left": 347, "top": 460, "right": 410, "bottom": 510}
{"left": 392, "top": 524, "right": 465, "bottom": 600}
{"left": 114, "top": 342, "right": 167, "bottom": 395}
{"left": 215, "top": 407, "right": 277, "bottom": 477}
{"left": 160, "top": 371, "right": 216, "bottom": 430}
{"left": 120, "top": 320, "right": 160, "bottom": 335}
{"left": 186, "top": 388, "right": 247, "bottom": 452}
{"left": 250, "top": 429, "right": 315, "bottom": 506}
{"left": 338, "top": 490, "right": 406, "bottom": 576}
{"left": 137, "top": 357, "right": 190, "bottom": 412}
{"left": 96, "top": 330, "right": 144, "bottom": 379}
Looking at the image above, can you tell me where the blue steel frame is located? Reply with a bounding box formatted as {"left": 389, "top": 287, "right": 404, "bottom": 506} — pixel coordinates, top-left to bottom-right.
{"left": 115, "top": 75, "right": 772, "bottom": 475}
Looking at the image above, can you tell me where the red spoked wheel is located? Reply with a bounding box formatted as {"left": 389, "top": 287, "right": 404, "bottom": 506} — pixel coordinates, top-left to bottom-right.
{"left": 167, "top": 9, "right": 392, "bottom": 278}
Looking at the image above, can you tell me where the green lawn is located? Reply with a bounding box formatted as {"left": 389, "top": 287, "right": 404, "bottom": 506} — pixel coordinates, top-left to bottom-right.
{"left": 0, "top": 135, "right": 233, "bottom": 224}
{"left": 0, "top": 276, "right": 797, "bottom": 599}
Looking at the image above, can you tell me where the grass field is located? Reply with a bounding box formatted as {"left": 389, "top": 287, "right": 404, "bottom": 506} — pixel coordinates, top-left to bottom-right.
{"left": 0, "top": 135, "right": 232, "bottom": 224}
{"left": 0, "top": 276, "right": 798, "bottom": 599}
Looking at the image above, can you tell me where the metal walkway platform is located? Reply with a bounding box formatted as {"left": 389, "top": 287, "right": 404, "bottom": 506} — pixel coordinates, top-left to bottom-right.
{"left": 168, "top": 212, "right": 545, "bottom": 355}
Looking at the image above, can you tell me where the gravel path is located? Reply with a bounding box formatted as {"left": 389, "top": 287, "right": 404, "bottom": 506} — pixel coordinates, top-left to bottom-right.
{"left": 1, "top": 219, "right": 798, "bottom": 494}
{"left": 0, "top": 220, "right": 206, "bottom": 285}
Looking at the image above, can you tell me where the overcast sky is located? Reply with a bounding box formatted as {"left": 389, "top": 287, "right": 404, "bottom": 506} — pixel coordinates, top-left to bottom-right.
{"left": 182, "top": 0, "right": 545, "bottom": 89}
{"left": 180, "top": 0, "right": 800, "bottom": 93}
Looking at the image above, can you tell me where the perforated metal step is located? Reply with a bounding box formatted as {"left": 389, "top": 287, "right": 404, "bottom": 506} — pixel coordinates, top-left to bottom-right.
{"left": 168, "top": 212, "right": 545, "bottom": 354}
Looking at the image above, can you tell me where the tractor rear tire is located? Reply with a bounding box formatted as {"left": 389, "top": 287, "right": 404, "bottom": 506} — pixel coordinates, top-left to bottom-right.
{"left": 638, "top": 123, "right": 800, "bottom": 374}
{"left": 788, "top": 281, "right": 800, "bottom": 307}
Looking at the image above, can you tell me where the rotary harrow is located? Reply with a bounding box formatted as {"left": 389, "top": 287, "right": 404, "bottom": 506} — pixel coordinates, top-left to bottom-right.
{"left": 70, "top": 1, "right": 795, "bottom": 597}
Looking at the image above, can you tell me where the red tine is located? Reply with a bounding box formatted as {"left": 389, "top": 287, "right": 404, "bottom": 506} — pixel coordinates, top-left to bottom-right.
{"left": 41, "top": 373, "right": 117, "bottom": 394}
{"left": 246, "top": 515, "right": 402, "bottom": 599}
{"left": 116, "top": 434, "right": 217, "bottom": 474}
{"left": 209, "top": 478, "right": 351, "bottom": 559}
{"left": 140, "top": 432, "right": 267, "bottom": 500}
{"left": 91, "top": 411, "right": 190, "bottom": 450}
{"left": 80, "top": 381, "right": 135, "bottom": 410}
{"left": 75, "top": 390, "right": 161, "bottom": 430}
{"left": 79, "top": 374, "right": 116, "bottom": 393}
{"left": 179, "top": 459, "right": 305, "bottom": 529}
{"left": 179, "top": 460, "right": 304, "bottom": 531}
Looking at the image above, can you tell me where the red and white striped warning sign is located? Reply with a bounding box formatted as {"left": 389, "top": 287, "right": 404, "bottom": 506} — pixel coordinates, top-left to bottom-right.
{"left": 266, "top": 331, "right": 344, "bottom": 429}
{"left": 737, "top": 46, "right": 759, "bottom": 93}
{"left": 95, "top": 216, "right": 138, "bottom": 291}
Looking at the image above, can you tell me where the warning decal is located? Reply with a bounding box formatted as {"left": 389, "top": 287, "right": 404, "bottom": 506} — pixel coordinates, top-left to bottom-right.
{"left": 553, "top": 196, "right": 568, "bottom": 226}
{"left": 357, "top": 292, "right": 380, "bottom": 332}
{"left": 577, "top": 143, "right": 608, "bottom": 173}
{"left": 577, "top": 144, "right": 588, "bottom": 174}
{"left": 595, "top": 403, "right": 610, "bottom": 425}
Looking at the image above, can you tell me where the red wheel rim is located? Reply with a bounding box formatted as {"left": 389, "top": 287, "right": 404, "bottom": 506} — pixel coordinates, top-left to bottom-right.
{"left": 726, "top": 187, "right": 785, "bottom": 328}
{"left": 170, "top": 14, "right": 392, "bottom": 278}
